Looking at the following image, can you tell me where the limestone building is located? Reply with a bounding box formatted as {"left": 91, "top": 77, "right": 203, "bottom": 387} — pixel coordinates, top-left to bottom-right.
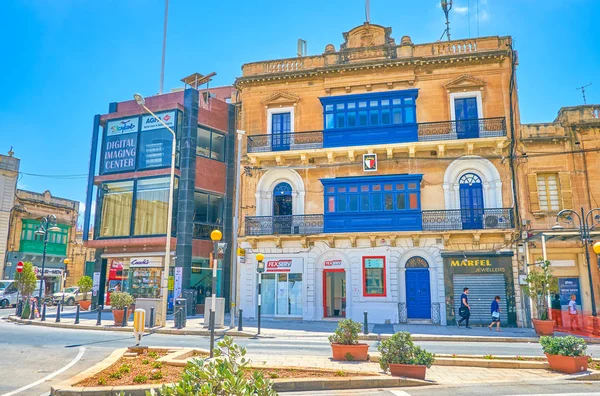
{"left": 235, "top": 23, "right": 522, "bottom": 325}
{"left": 0, "top": 150, "right": 19, "bottom": 279}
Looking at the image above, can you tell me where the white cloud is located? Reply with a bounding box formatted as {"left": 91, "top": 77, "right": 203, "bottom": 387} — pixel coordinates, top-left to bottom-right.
{"left": 454, "top": 6, "right": 469, "bottom": 15}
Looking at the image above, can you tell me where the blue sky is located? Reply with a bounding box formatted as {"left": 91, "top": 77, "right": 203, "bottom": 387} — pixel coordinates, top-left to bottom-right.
{"left": 1, "top": 0, "right": 598, "bottom": 217}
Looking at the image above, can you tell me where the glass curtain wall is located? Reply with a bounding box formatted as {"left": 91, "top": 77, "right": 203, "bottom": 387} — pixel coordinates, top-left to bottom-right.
{"left": 134, "top": 178, "right": 170, "bottom": 235}
{"left": 99, "top": 181, "right": 134, "bottom": 237}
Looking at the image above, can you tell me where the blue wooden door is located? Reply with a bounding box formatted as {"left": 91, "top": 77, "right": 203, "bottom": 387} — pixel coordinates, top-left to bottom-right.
{"left": 459, "top": 173, "right": 484, "bottom": 229}
{"left": 273, "top": 182, "right": 293, "bottom": 234}
{"left": 271, "top": 112, "right": 291, "bottom": 151}
{"left": 406, "top": 269, "right": 431, "bottom": 319}
{"left": 454, "top": 97, "right": 479, "bottom": 138}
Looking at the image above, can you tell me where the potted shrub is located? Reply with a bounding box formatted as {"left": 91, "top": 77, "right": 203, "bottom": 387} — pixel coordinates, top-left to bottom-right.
{"left": 77, "top": 276, "right": 93, "bottom": 310}
{"left": 378, "top": 332, "right": 435, "bottom": 380}
{"left": 328, "top": 319, "right": 369, "bottom": 361}
{"left": 109, "top": 292, "right": 134, "bottom": 325}
{"left": 540, "top": 335, "right": 589, "bottom": 374}
{"left": 522, "top": 259, "right": 557, "bottom": 336}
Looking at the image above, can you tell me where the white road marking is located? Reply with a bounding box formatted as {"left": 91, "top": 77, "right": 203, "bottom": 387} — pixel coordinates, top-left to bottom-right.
{"left": 1, "top": 347, "right": 85, "bottom": 396}
{"left": 389, "top": 391, "right": 412, "bottom": 396}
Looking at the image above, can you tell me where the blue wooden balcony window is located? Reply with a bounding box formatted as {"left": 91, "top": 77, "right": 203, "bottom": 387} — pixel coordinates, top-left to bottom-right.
{"left": 321, "top": 174, "right": 423, "bottom": 233}
{"left": 320, "top": 90, "right": 418, "bottom": 148}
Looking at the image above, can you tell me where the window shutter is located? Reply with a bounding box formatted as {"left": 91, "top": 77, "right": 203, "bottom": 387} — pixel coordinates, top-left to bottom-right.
{"left": 527, "top": 173, "right": 540, "bottom": 212}
{"left": 558, "top": 172, "right": 573, "bottom": 210}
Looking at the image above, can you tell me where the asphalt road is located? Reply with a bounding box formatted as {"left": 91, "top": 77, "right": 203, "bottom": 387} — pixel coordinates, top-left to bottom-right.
{"left": 2, "top": 307, "right": 600, "bottom": 395}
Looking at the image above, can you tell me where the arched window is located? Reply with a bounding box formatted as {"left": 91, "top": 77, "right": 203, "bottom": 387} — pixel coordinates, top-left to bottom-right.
{"left": 459, "top": 173, "right": 482, "bottom": 186}
{"left": 273, "top": 182, "right": 292, "bottom": 196}
{"left": 405, "top": 256, "right": 429, "bottom": 268}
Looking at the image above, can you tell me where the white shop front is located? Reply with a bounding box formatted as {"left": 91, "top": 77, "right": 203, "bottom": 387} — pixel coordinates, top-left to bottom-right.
{"left": 260, "top": 257, "right": 304, "bottom": 317}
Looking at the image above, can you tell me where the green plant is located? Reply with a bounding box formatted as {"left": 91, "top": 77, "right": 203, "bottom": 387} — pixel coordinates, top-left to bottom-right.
{"left": 109, "top": 371, "right": 122, "bottom": 379}
{"left": 14, "top": 262, "right": 37, "bottom": 297}
{"left": 77, "top": 276, "right": 93, "bottom": 300}
{"left": 133, "top": 374, "right": 148, "bottom": 384}
{"left": 97, "top": 377, "right": 107, "bottom": 386}
{"left": 334, "top": 370, "right": 348, "bottom": 377}
{"left": 148, "top": 351, "right": 159, "bottom": 359}
{"left": 328, "top": 319, "right": 362, "bottom": 345}
{"left": 110, "top": 292, "right": 134, "bottom": 310}
{"left": 151, "top": 371, "right": 164, "bottom": 380}
{"left": 483, "top": 354, "right": 494, "bottom": 360}
{"left": 119, "top": 363, "right": 131, "bottom": 373}
{"left": 152, "top": 361, "right": 163, "bottom": 369}
{"left": 142, "top": 359, "right": 150, "bottom": 365}
{"left": 147, "top": 336, "right": 277, "bottom": 396}
{"left": 516, "top": 355, "right": 525, "bottom": 361}
{"left": 377, "top": 332, "right": 435, "bottom": 372}
{"left": 521, "top": 260, "right": 558, "bottom": 320}
{"left": 268, "top": 372, "right": 279, "bottom": 379}
{"left": 344, "top": 352, "right": 354, "bottom": 361}
{"left": 540, "top": 336, "right": 587, "bottom": 357}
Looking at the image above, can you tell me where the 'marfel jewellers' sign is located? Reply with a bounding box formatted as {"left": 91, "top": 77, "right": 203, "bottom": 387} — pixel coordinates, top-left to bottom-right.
{"left": 102, "top": 118, "right": 139, "bottom": 173}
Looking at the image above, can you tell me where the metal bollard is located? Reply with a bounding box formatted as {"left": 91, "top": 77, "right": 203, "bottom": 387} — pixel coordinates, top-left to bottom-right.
{"left": 149, "top": 307, "right": 155, "bottom": 328}
{"left": 363, "top": 311, "right": 369, "bottom": 335}
{"left": 16, "top": 300, "right": 22, "bottom": 317}
{"left": 237, "top": 309, "right": 243, "bottom": 331}
{"left": 56, "top": 302, "right": 61, "bottom": 323}
{"left": 41, "top": 303, "right": 47, "bottom": 321}
{"left": 74, "top": 304, "right": 80, "bottom": 325}
{"left": 176, "top": 307, "right": 183, "bottom": 329}
{"left": 96, "top": 305, "right": 103, "bottom": 326}
{"left": 30, "top": 300, "right": 36, "bottom": 319}
{"left": 122, "top": 306, "right": 128, "bottom": 327}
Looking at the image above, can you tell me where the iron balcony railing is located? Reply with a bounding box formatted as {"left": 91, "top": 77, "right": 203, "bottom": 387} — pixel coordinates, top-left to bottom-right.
{"left": 422, "top": 208, "right": 514, "bottom": 231}
{"left": 246, "top": 117, "right": 506, "bottom": 153}
{"left": 244, "top": 208, "right": 513, "bottom": 236}
{"left": 244, "top": 214, "right": 324, "bottom": 236}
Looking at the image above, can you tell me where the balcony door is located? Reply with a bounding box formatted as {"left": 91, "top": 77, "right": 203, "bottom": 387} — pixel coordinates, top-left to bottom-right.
{"left": 459, "top": 173, "right": 484, "bottom": 229}
{"left": 454, "top": 97, "right": 479, "bottom": 139}
{"left": 273, "top": 182, "right": 293, "bottom": 234}
{"left": 271, "top": 112, "right": 291, "bottom": 151}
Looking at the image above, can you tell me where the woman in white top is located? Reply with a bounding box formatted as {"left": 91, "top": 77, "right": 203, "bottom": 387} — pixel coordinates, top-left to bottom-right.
{"left": 568, "top": 294, "right": 580, "bottom": 331}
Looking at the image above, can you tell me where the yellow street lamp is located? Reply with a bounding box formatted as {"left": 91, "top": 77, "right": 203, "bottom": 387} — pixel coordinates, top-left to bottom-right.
{"left": 256, "top": 253, "right": 265, "bottom": 335}
{"left": 208, "top": 229, "right": 223, "bottom": 357}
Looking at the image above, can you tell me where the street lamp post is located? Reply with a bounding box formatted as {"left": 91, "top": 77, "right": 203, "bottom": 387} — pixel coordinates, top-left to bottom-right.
{"left": 134, "top": 93, "right": 176, "bottom": 327}
{"left": 35, "top": 215, "right": 61, "bottom": 302}
{"left": 209, "top": 229, "right": 222, "bottom": 357}
{"left": 230, "top": 129, "right": 245, "bottom": 329}
{"left": 255, "top": 253, "right": 265, "bottom": 335}
{"left": 553, "top": 207, "right": 599, "bottom": 333}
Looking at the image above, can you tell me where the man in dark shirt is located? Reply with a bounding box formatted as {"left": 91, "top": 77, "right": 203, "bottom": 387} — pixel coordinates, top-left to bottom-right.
{"left": 551, "top": 294, "right": 562, "bottom": 327}
{"left": 457, "top": 287, "right": 471, "bottom": 329}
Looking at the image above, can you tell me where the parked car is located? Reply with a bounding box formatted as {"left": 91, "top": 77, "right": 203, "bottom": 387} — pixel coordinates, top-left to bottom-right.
{"left": 0, "top": 281, "right": 18, "bottom": 308}
{"left": 52, "top": 287, "right": 91, "bottom": 306}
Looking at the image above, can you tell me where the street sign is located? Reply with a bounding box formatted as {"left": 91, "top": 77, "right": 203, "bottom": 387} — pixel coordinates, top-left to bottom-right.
{"left": 16, "top": 261, "right": 24, "bottom": 273}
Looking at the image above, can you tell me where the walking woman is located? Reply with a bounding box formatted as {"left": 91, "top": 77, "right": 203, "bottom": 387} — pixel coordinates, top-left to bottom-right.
{"left": 488, "top": 296, "right": 501, "bottom": 332}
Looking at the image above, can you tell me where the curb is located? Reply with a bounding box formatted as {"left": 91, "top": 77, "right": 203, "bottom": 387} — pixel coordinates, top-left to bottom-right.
{"left": 368, "top": 352, "right": 550, "bottom": 369}
{"left": 8, "top": 316, "right": 600, "bottom": 344}
{"left": 567, "top": 371, "right": 600, "bottom": 381}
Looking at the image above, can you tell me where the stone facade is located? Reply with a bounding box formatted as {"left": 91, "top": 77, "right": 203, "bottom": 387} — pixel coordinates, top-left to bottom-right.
{"left": 0, "top": 151, "right": 19, "bottom": 279}
{"left": 234, "top": 23, "right": 522, "bottom": 325}
{"left": 518, "top": 105, "right": 600, "bottom": 319}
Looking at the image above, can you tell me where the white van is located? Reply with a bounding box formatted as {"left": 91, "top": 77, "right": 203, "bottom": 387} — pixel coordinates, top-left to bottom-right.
{"left": 0, "top": 281, "right": 18, "bottom": 308}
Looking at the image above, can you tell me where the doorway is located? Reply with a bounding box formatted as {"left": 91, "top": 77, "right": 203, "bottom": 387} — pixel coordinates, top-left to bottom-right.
{"left": 459, "top": 173, "right": 484, "bottom": 230}
{"left": 454, "top": 97, "right": 479, "bottom": 138}
{"left": 273, "top": 182, "right": 293, "bottom": 234}
{"left": 405, "top": 257, "right": 431, "bottom": 320}
{"left": 271, "top": 112, "right": 291, "bottom": 151}
{"left": 323, "top": 270, "right": 346, "bottom": 318}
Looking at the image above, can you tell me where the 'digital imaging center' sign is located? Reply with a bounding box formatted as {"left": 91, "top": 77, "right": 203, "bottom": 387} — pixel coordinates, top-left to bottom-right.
{"left": 103, "top": 118, "right": 139, "bottom": 173}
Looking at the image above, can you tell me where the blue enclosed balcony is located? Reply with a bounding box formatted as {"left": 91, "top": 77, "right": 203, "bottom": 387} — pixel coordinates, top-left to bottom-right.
{"left": 246, "top": 117, "right": 507, "bottom": 153}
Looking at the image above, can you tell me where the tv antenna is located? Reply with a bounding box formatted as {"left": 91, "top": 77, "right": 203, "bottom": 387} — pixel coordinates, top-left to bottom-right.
{"left": 576, "top": 83, "right": 592, "bottom": 105}
{"left": 365, "top": 0, "right": 370, "bottom": 23}
{"left": 440, "top": 1, "right": 453, "bottom": 41}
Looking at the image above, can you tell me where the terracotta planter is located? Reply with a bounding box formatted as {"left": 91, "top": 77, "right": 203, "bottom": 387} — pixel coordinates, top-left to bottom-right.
{"left": 78, "top": 300, "right": 91, "bottom": 310}
{"left": 389, "top": 363, "right": 427, "bottom": 380}
{"left": 331, "top": 343, "right": 369, "bottom": 361}
{"left": 532, "top": 319, "right": 555, "bottom": 336}
{"left": 545, "top": 353, "right": 589, "bottom": 374}
{"left": 112, "top": 309, "right": 125, "bottom": 326}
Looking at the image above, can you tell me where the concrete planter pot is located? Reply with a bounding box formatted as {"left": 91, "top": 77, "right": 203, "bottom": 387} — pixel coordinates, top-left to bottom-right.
{"left": 331, "top": 343, "right": 369, "bottom": 361}
{"left": 532, "top": 319, "right": 554, "bottom": 336}
{"left": 545, "top": 353, "right": 589, "bottom": 374}
{"left": 389, "top": 363, "right": 427, "bottom": 380}
{"left": 78, "top": 300, "right": 91, "bottom": 311}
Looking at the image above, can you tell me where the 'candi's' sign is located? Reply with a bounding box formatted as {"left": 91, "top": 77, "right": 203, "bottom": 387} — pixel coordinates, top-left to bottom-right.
{"left": 450, "top": 258, "right": 493, "bottom": 267}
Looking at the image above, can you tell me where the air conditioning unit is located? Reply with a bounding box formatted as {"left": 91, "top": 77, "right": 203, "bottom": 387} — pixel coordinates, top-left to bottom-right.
{"left": 485, "top": 215, "right": 499, "bottom": 228}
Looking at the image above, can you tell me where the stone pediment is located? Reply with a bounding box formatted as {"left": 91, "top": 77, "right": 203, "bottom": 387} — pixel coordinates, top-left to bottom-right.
{"left": 341, "top": 23, "right": 392, "bottom": 49}
{"left": 444, "top": 74, "right": 487, "bottom": 93}
{"left": 261, "top": 91, "right": 300, "bottom": 107}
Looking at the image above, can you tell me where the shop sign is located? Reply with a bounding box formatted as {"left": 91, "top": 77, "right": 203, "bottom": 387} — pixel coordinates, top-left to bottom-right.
{"left": 364, "top": 258, "right": 384, "bottom": 269}
{"left": 33, "top": 267, "right": 63, "bottom": 276}
{"left": 92, "top": 272, "right": 100, "bottom": 296}
{"left": 174, "top": 267, "right": 183, "bottom": 300}
{"left": 107, "top": 118, "right": 139, "bottom": 136}
{"left": 102, "top": 133, "right": 137, "bottom": 173}
{"left": 558, "top": 278, "right": 581, "bottom": 306}
{"left": 324, "top": 259, "right": 343, "bottom": 268}
{"left": 168, "top": 276, "right": 174, "bottom": 291}
{"left": 450, "top": 258, "right": 493, "bottom": 267}
{"left": 552, "top": 260, "right": 576, "bottom": 267}
{"left": 130, "top": 257, "right": 162, "bottom": 268}
{"left": 141, "top": 111, "right": 175, "bottom": 131}
{"left": 363, "top": 153, "right": 377, "bottom": 172}
{"left": 265, "top": 257, "right": 303, "bottom": 273}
